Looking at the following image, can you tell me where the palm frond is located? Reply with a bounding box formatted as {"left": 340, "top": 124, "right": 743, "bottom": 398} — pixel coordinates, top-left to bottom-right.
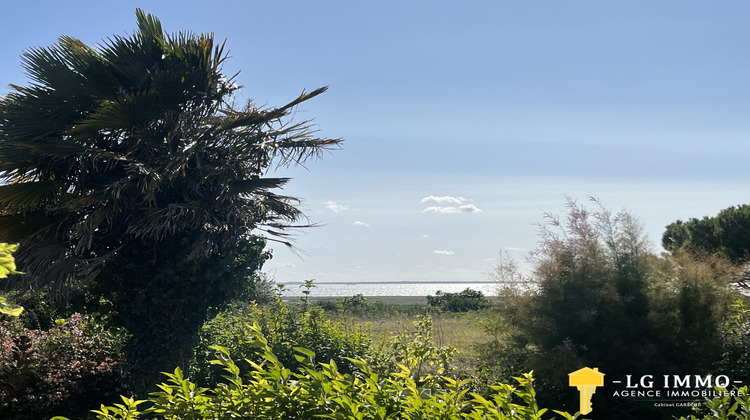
{"left": 70, "top": 89, "right": 159, "bottom": 134}
{"left": 230, "top": 177, "right": 291, "bottom": 194}
{"left": 25, "top": 139, "right": 87, "bottom": 158}
{"left": 135, "top": 8, "right": 164, "bottom": 43}
{"left": 0, "top": 181, "right": 57, "bottom": 211}
{"left": 0, "top": 144, "right": 36, "bottom": 174}
{"left": 125, "top": 203, "right": 203, "bottom": 241}
{"left": 0, "top": 212, "right": 49, "bottom": 242}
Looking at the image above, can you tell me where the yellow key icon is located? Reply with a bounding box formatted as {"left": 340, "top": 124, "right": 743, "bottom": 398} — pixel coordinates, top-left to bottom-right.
{"left": 568, "top": 367, "right": 605, "bottom": 415}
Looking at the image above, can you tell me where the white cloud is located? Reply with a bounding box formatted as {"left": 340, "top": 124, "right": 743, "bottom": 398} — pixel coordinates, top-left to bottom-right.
{"left": 324, "top": 201, "right": 348, "bottom": 213}
{"left": 422, "top": 204, "right": 482, "bottom": 214}
{"left": 420, "top": 196, "right": 482, "bottom": 214}
{"left": 423, "top": 206, "right": 460, "bottom": 214}
{"left": 458, "top": 204, "right": 482, "bottom": 213}
{"left": 421, "top": 195, "right": 467, "bottom": 205}
{"left": 433, "top": 250, "right": 455, "bottom": 256}
{"left": 353, "top": 221, "right": 371, "bottom": 227}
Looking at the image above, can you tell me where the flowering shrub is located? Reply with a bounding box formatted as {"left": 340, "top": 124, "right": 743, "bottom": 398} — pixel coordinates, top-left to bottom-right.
{"left": 0, "top": 313, "right": 128, "bottom": 420}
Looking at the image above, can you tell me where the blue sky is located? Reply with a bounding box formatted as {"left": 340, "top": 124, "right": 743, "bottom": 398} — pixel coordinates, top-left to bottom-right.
{"left": 2, "top": 2, "right": 749, "bottom": 286}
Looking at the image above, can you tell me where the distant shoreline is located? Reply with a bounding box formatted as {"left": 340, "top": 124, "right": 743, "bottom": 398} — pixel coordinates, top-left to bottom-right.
{"left": 285, "top": 295, "right": 502, "bottom": 305}
{"left": 286, "top": 295, "right": 428, "bottom": 305}
{"left": 282, "top": 281, "right": 498, "bottom": 285}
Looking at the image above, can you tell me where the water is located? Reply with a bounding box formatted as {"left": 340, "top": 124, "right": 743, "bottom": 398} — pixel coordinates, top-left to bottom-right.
{"left": 280, "top": 281, "right": 501, "bottom": 297}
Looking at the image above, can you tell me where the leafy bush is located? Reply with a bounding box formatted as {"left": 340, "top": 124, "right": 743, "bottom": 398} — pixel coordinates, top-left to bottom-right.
{"left": 0, "top": 313, "right": 129, "bottom": 420}
{"left": 191, "top": 299, "right": 383, "bottom": 387}
{"left": 427, "top": 288, "right": 490, "bottom": 312}
{"left": 493, "top": 198, "right": 743, "bottom": 417}
{"left": 471, "top": 306, "right": 534, "bottom": 391}
{"left": 719, "top": 299, "right": 750, "bottom": 385}
{"left": 678, "top": 386, "right": 749, "bottom": 419}
{"left": 341, "top": 293, "right": 368, "bottom": 310}
{"left": 60, "top": 323, "right": 573, "bottom": 420}
{"left": 388, "top": 315, "right": 459, "bottom": 385}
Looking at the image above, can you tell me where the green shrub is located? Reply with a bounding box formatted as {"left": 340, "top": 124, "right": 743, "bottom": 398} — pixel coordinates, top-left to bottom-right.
{"left": 191, "top": 299, "right": 383, "bottom": 387}
{"left": 388, "top": 315, "right": 459, "bottom": 386}
{"left": 719, "top": 299, "right": 750, "bottom": 385}
{"left": 678, "top": 386, "right": 749, "bottom": 419}
{"left": 492, "top": 199, "right": 744, "bottom": 417}
{"left": 472, "top": 307, "right": 534, "bottom": 392}
{"left": 0, "top": 313, "right": 129, "bottom": 420}
{"left": 59, "top": 323, "right": 573, "bottom": 420}
{"left": 427, "top": 288, "right": 490, "bottom": 312}
{"left": 315, "top": 295, "right": 436, "bottom": 319}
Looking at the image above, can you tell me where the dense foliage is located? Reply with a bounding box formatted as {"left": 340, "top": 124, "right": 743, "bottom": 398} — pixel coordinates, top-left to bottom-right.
{"left": 719, "top": 299, "right": 750, "bottom": 385}
{"left": 493, "top": 198, "right": 744, "bottom": 418}
{"left": 191, "top": 300, "right": 380, "bottom": 387}
{"left": 55, "top": 324, "right": 573, "bottom": 420}
{"left": 0, "top": 9, "right": 339, "bottom": 389}
{"left": 663, "top": 204, "right": 750, "bottom": 262}
{"left": 0, "top": 313, "right": 128, "bottom": 420}
{"left": 678, "top": 386, "right": 750, "bottom": 420}
{"left": 427, "top": 288, "right": 490, "bottom": 312}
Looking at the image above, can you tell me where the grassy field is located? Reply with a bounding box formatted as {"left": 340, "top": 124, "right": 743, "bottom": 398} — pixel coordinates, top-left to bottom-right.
{"left": 308, "top": 295, "right": 496, "bottom": 372}
{"left": 363, "top": 312, "right": 489, "bottom": 369}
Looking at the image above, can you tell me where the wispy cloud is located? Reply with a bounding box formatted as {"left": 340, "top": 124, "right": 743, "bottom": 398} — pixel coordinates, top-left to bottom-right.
{"left": 433, "top": 250, "right": 455, "bottom": 256}
{"left": 423, "top": 204, "right": 482, "bottom": 214}
{"left": 420, "top": 196, "right": 481, "bottom": 214}
{"left": 353, "top": 221, "right": 371, "bottom": 227}
{"left": 325, "top": 201, "right": 348, "bottom": 213}
{"left": 421, "top": 195, "right": 467, "bottom": 205}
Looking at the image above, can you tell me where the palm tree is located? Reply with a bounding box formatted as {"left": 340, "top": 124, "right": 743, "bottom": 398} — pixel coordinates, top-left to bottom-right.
{"left": 0, "top": 9, "right": 340, "bottom": 390}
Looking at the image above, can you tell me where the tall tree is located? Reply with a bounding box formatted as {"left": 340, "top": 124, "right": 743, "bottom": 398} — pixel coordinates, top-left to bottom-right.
{"left": 0, "top": 10, "right": 340, "bottom": 390}
{"left": 663, "top": 204, "right": 750, "bottom": 262}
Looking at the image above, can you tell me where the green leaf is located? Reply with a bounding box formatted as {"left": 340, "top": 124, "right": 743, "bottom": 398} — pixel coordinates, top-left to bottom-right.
{"left": 0, "top": 243, "right": 23, "bottom": 278}
{"left": 0, "top": 182, "right": 57, "bottom": 211}
{"left": 0, "top": 306, "right": 24, "bottom": 317}
{"left": 293, "top": 346, "right": 316, "bottom": 360}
